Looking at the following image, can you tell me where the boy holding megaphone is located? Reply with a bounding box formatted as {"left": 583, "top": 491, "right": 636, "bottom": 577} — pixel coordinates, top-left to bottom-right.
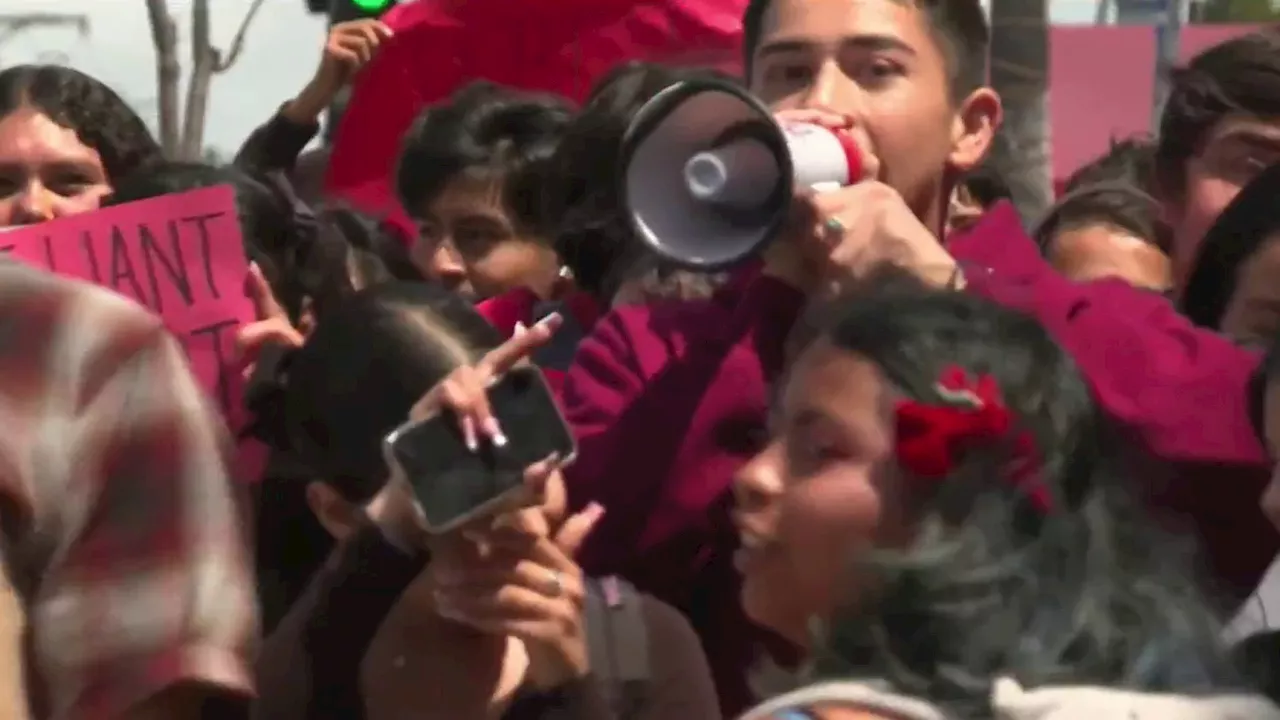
{"left": 562, "top": 1, "right": 1272, "bottom": 715}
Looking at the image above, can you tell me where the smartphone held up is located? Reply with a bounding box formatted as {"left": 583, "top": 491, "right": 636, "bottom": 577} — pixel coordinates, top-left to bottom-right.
{"left": 384, "top": 364, "right": 577, "bottom": 534}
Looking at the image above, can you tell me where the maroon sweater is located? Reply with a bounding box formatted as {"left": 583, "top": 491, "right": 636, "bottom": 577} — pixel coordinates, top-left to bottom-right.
{"left": 252, "top": 524, "right": 720, "bottom": 720}
{"left": 561, "top": 202, "right": 1278, "bottom": 715}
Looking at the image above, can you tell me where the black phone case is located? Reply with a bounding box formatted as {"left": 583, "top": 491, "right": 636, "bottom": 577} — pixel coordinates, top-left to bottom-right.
{"left": 388, "top": 367, "right": 576, "bottom": 531}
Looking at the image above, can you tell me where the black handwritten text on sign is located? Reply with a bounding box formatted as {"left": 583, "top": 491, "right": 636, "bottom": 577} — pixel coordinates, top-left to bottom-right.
{"left": 0, "top": 185, "right": 254, "bottom": 424}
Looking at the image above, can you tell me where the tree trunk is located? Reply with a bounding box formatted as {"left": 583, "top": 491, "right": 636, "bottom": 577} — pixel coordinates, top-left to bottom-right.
{"left": 179, "top": 0, "right": 216, "bottom": 160}
{"left": 144, "top": 0, "right": 181, "bottom": 157}
{"left": 177, "top": 0, "right": 267, "bottom": 160}
{"left": 987, "top": 0, "right": 1053, "bottom": 227}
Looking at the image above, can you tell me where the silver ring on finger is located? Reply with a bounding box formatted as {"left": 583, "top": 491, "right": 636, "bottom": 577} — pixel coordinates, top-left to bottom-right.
{"left": 823, "top": 216, "right": 846, "bottom": 238}
{"left": 543, "top": 569, "right": 564, "bottom": 598}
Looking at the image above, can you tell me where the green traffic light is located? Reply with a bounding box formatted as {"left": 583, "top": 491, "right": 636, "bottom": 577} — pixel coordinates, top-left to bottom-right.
{"left": 351, "top": 0, "right": 393, "bottom": 11}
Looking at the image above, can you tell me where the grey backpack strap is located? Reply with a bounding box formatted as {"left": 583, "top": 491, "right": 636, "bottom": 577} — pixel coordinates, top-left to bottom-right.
{"left": 584, "top": 576, "right": 650, "bottom": 719}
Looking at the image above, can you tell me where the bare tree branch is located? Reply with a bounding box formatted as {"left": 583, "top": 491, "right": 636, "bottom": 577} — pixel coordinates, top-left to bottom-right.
{"left": 214, "top": 0, "right": 267, "bottom": 73}
{"left": 144, "top": 0, "right": 266, "bottom": 160}
{"left": 143, "top": 0, "right": 181, "bottom": 157}
{"left": 179, "top": 0, "right": 216, "bottom": 159}
{"left": 178, "top": 0, "right": 266, "bottom": 159}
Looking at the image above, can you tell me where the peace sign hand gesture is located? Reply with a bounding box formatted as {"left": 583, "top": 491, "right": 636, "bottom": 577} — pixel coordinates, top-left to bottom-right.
{"left": 408, "top": 313, "right": 564, "bottom": 451}
{"left": 236, "top": 262, "right": 304, "bottom": 376}
{"left": 369, "top": 313, "right": 564, "bottom": 549}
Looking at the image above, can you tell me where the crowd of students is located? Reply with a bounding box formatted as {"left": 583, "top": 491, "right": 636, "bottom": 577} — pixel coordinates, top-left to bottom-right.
{"left": 4, "top": 0, "right": 1280, "bottom": 718}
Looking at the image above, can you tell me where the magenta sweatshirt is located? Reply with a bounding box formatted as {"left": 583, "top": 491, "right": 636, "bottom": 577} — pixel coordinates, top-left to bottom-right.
{"left": 955, "top": 203, "right": 1276, "bottom": 595}
{"left": 561, "top": 202, "right": 1278, "bottom": 714}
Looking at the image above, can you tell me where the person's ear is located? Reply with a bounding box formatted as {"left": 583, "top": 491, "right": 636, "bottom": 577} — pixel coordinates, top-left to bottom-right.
{"left": 305, "top": 481, "right": 362, "bottom": 540}
{"left": 948, "top": 87, "right": 1002, "bottom": 175}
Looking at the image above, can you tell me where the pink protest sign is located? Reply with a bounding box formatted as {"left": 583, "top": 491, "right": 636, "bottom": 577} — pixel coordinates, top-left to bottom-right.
{"left": 0, "top": 185, "right": 254, "bottom": 434}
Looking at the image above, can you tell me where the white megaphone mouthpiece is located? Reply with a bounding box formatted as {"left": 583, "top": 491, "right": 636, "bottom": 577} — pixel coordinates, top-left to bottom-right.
{"left": 619, "top": 78, "right": 863, "bottom": 270}
{"left": 683, "top": 136, "right": 779, "bottom": 208}
{"left": 681, "top": 123, "right": 862, "bottom": 210}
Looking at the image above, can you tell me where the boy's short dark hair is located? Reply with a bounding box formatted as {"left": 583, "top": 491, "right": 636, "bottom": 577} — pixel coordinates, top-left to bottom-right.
{"left": 742, "top": 0, "right": 990, "bottom": 99}
{"left": 1034, "top": 182, "right": 1170, "bottom": 256}
{"left": 395, "top": 81, "right": 573, "bottom": 231}
{"left": 1065, "top": 135, "right": 1156, "bottom": 193}
{"left": 1155, "top": 30, "right": 1280, "bottom": 198}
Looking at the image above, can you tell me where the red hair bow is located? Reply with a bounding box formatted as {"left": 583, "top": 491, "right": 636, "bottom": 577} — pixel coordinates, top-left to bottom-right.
{"left": 894, "top": 365, "right": 1048, "bottom": 510}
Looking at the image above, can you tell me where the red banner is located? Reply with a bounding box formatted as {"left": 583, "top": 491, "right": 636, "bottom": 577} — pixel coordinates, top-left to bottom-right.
{"left": 324, "top": 0, "right": 746, "bottom": 218}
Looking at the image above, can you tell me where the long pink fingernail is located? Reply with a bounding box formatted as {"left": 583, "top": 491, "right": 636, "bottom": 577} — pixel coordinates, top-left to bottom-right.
{"left": 461, "top": 416, "right": 479, "bottom": 452}
{"left": 535, "top": 312, "right": 562, "bottom": 330}
{"left": 482, "top": 417, "right": 507, "bottom": 447}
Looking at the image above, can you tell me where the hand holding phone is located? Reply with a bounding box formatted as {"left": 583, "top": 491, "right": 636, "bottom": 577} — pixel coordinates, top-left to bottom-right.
{"left": 408, "top": 313, "right": 563, "bottom": 448}
{"left": 384, "top": 313, "right": 575, "bottom": 534}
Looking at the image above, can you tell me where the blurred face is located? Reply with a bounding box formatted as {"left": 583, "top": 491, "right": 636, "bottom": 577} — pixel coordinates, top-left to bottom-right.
{"left": 732, "top": 340, "right": 912, "bottom": 646}
{"left": 1260, "top": 380, "right": 1280, "bottom": 531}
{"left": 0, "top": 106, "right": 111, "bottom": 227}
{"left": 1047, "top": 223, "right": 1172, "bottom": 293}
{"left": 1220, "top": 234, "right": 1280, "bottom": 345}
{"left": 749, "top": 0, "right": 999, "bottom": 229}
{"left": 1165, "top": 116, "right": 1280, "bottom": 293}
{"left": 414, "top": 175, "right": 560, "bottom": 301}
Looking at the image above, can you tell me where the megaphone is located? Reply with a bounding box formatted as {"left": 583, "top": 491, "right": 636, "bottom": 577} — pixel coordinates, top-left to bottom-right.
{"left": 619, "top": 78, "right": 862, "bottom": 271}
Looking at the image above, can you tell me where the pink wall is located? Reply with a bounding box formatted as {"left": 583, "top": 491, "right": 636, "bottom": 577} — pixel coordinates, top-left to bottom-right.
{"left": 1050, "top": 24, "right": 1261, "bottom": 179}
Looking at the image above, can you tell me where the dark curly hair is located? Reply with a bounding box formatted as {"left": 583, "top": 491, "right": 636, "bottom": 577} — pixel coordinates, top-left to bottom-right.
{"left": 544, "top": 62, "right": 737, "bottom": 300}
{"left": 793, "top": 271, "right": 1241, "bottom": 711}
{"left": 0, "top": 65, "right": 162, "bottom": 184}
